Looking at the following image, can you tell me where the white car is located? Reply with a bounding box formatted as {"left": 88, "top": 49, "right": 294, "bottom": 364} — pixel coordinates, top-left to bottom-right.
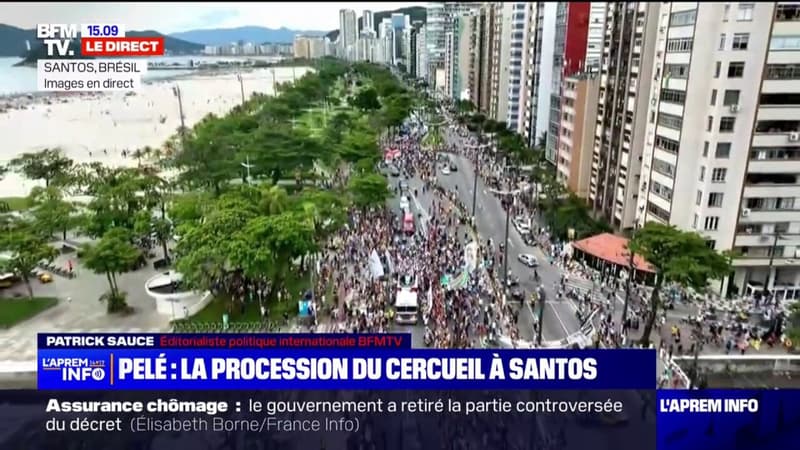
{"left": 518, "top": 253, "right": 538, "bottom": 267}
{"left": 513, "top": 219, "right": 531, "bottom": 235}
{"left": 441, "top": 166, "right": 451, "bottom": 175}
{"left": 399, "top": 196, "right": 410, "bottom": 211}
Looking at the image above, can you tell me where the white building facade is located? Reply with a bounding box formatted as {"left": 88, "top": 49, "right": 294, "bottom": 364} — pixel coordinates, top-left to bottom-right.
{"left": 638, "top": 2, "right": 800, "bottom": 299}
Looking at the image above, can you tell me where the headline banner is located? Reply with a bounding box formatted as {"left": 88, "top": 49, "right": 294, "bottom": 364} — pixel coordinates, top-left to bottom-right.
{"left": 37, "top": 334, "right": 655, "bottom": 390}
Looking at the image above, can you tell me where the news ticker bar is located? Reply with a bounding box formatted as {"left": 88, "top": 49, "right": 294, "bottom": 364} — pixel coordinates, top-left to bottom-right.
{"left": 37, "top": 334, "right": 654, "bottom": 390}
{"left": 2, "top": 389, "right": 798, "bottom": 450}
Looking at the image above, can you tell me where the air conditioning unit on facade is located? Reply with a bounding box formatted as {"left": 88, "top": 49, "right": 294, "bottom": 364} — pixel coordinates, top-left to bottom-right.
{"left": 729, "top": 104, "right": 740, "bottom": 113}
{"left": 741, "top": 208, "right": 751, "bottom": 217}
{"left": 790, "top": 132, "right": 800, "bottom": 142}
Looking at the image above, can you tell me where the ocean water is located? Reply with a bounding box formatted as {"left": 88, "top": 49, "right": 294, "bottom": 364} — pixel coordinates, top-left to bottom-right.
{"left": 0, "top": 55, "right": 284, "bottom": 96}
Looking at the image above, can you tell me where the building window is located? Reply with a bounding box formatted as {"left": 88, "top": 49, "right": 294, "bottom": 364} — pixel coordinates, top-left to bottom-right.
{"left": 711, "top": 168, "right": 727, "bottom": 182}
{"left": 706, "top": 240, "right": 717, "bottom": 250}
{"left": 776, "top": 4, "right": 800, "bottom": 22}
{"left": 704, "top": 216, "right": 720, "bottom": 231}
{"left": 728, "top": 62, "right": 745, "bottom": 78}
{"left": 655, "top": 136, "right": 680, "bottom": 154}
{"left": 711, "top": 89, "right": 717, "bottom": 106}
{"left": 660, "top": 89, "right": 686, "bottom": 104}
{"left": 653, "top": 158, "right": 676, "bottom": 177}
{"left": 699, "top": 166, "right": 706, "bottom": 181}
{"left": 657, "top": 113, "right": 683, "bottom": 129}
{"left": 765, "top": 63, "right": 800, "bottom": 79}
{"left": 696, "top": 190, "right": 703, "bottom": 206}
{"left": 737, "top": 4, "right": 754, "bottom": 21}
{"left": 666, "top": 38, "right": 694, "bottom": 52}
{"left": 665, "top": 64, "right": 689, "bottom": 79}
{"left": 650, "top": 181, "right": 673, "bottom": 201}
{"left": 693, "top": 214, "right": 699, "bottom": 229}
{"left": 719, "top": 33, "right": 726, "bottom": 50}
{"left": 708, "top": 192, "right": 724, "bottom": 207}
{"left": 647, "top": 202, "right": 671, "bottom": 221}
{"left": 723, "top": 4, "right": 731, "bottom": 21}
{"left": 707, "top": 116, "right": 714, "bottom": 131}
{"left": 770, "top": 35, "right": 800, "bottom": 50}
{"left": 723, "top": 90, "right": 740, "bottom": 106}
{"left": 715, "top": 142, "right": 731, "bottom": 158}
{"left": 732, "top": 33, "right": 750, "bottom": 50}
{"left": 703, "top": 141, "right": 709, "bottom": 157}
{"left": 719, "top": 117, "right": 736, "bottom": 132}
{"left": 715, "top": 61, "right": 721, "bottom": 78}
{"left": 670, "top": 10, "right": 697, "bottom": 27}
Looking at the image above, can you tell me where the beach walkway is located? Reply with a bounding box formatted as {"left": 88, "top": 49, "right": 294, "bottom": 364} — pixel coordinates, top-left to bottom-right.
{"left": 0, "top": 247, "right": 170, "bottom": 368}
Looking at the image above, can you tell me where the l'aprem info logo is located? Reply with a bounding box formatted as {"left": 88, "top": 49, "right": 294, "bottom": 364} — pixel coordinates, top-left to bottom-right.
{"left": 41, "top": 357, "right": 107, "bottom": 382}
{"left": 36, "top": 23, "right": 164, "bottom": 92}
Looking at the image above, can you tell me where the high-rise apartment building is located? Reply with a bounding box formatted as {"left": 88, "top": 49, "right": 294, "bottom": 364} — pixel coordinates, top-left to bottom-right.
{"left": 505, "top": 2, "right": 537, "bottom": 134}
{"left": 589, "top": 2, "right": 661, "bottom": 231}
{"left": 415, "top": 24, "right": 429, "bottom": 80}
{"left": 519, "top": 2, "right": 555, "bottom": 147}
{"left": 556, "top": 72, "right": 600, "bottom": 198}
{"left": 362, "top": 10, "right": 374, "bottom": 33}
{"left": 544, "top": 3, "right": 592, "bottom": 163}
{"left": 636, "top": 2, "right": 800, "bottom": 298}
{"left": 489, "top": 2, "right": 507, "bottom": 121}
{"left": 339, "top": 9, "right": 358, "bottom": 61}
{"left": 469, "top": 4, "right": 498, "bottom": 112}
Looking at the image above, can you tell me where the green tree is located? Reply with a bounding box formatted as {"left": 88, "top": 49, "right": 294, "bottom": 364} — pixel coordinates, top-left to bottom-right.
{"left": 0, "top": 229, "right": 57, "bottom": 298}
{"left": 81, "top": 228, "right": 141, "bottom": 313}
{"left": 348, "top": 173, "right": 390, "bottom": 210}
{"left": 787, "top": 303, "right": 800, "bottom": 349}
{"left": 28, "top": 186, "right": 77, "bottom": 240}
{"left": 9, "top": 148, "right": 74, "bottom": 187}
{"left": 628, "top": 223, "right": 732, "bottom": 345}
{"left": 349, "top": 87, "right": 381, "bottom": 111}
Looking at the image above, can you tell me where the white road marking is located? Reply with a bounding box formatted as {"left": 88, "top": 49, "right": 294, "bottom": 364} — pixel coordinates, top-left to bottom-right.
{"left": 548, "top": 303, "right": 571, "bottom": 337}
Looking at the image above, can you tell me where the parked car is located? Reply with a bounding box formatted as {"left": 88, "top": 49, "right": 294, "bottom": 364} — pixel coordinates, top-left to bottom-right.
{"left": 389, "top": 165, "right": 401, "bottom": 177}
{"left": 399, "top": 180, "right": 410, "bottom": 192}
{"left": 441, "top": 165, "right": 451, "bottom": 175}
{"left": 518, "top": 253, "right": 538, "bottom": 267}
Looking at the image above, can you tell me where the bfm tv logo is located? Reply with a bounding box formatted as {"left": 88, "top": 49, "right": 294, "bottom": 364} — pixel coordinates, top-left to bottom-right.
{"left": 41, "top": 358, "right": 107, "bottom": 382}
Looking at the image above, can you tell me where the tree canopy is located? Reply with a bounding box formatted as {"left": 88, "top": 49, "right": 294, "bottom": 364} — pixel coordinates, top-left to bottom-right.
{"left": 628, "top": 223, "right": 732, "bottom": 344}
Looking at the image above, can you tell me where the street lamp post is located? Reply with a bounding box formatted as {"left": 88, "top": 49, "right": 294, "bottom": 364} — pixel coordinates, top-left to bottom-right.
{"left": 503, "top": 192, "right": 512, "bottom": 289}
{"left": 764, "top": 232, "right": 785, "bottom": 306}
{"left": 236, "top": 73, "right": 246, "bottom": 104}
{"left": 621, "top": 223, "right": 640, "bottom": 336}
{"left": 172, "top": 85, "right": 187, "bottom": 144}
{"left": 537, "top": 285, "right": 546, "bottom": 345}
{"left": 689, "top": 321, "right": 704, "bottom": 389}
{"left": 241, "top": 155, "right": 255, "bottom": 185}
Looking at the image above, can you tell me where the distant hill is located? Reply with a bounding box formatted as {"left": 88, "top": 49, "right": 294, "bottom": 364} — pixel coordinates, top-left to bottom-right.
{"left": 326, "top": 6, "right": 427, "bottom": 42}
{"left": 0, "top": 24, "right": 36, "bottom": 57}
{"left": 170, "top": 26, "right": 326, "bottom": 46}
{"left": 5, "top": 26, "right": 203, "bottom": 66}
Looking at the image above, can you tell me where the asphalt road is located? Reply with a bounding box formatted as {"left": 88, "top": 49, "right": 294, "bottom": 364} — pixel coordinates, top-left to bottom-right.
{"left": 439, "top": 127, "right": 583, "bottom": 343}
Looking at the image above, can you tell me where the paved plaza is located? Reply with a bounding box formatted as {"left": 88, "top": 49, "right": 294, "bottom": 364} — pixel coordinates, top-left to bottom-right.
{"left": 0, "top": 248, "right": 170, "bottom": 368}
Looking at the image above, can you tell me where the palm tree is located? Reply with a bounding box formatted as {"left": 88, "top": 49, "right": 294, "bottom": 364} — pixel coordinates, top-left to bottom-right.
{"left": 131, "top": 148, "right": 146, "bottom": 167}
{"left": 259, "top": 184, "right": 289, "bottom": 215}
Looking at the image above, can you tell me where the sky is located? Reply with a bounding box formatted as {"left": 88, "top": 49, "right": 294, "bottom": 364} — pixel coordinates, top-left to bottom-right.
{"left": 1, "top": 2, "right": 423, "bottom": 33}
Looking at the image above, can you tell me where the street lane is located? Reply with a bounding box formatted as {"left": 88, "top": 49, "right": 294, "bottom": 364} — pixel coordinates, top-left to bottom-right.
{"left": 439, "top": 128, "right": 584, "bottom": 343}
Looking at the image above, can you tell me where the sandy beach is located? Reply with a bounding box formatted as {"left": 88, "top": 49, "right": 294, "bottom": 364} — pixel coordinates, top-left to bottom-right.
{"left": 0, "top": 67, "right": 310, "bottom": 197}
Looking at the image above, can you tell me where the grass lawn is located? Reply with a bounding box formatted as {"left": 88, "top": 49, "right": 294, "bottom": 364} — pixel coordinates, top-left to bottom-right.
{"left": 0, "top": 196, "right": 30, "bottom": 212}
{"left": 179, "top": 271, "right": 312, "bottom": 325}
{"left": 0, "top": 297, "right": 58, "bottom": 328}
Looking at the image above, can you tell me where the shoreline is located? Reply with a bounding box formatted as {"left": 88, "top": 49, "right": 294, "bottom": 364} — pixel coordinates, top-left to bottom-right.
{"left": 0, "top": 66, "right": 311, "bottom": 198}
{"left": 0, "top": 66, "right": 259, "bottom": 113}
